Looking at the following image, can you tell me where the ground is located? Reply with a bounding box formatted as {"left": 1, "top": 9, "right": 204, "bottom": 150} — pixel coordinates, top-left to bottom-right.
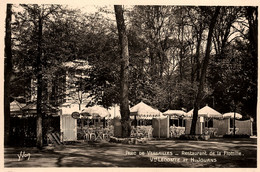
{"left": 4, "top": 137, "right": 257, "bottom": 168}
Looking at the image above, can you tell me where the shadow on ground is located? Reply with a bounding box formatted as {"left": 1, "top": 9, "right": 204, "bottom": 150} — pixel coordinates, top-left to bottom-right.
{"left": 4, "top": 138, "right": 257, "bottom": 168}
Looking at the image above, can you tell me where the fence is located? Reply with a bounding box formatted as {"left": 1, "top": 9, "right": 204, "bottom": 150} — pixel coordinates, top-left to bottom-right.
{"left": 9, "top": 116, "right": 60, "bottom": 146}
{"left": 185, "top": 119, "right": 203, "bottom": 135}
{"left": 213, "top": 118, "right": 230, "bottom": 135}
{"left": 235, "top": 119, "right": 253, "bottom": 135}
{"left": 152, "top": 117, "right": 169, "bottom": 138}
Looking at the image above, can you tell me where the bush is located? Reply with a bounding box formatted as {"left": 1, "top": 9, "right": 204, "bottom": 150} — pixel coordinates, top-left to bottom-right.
{"left": 223, "top": 134, "right": 250, "bottom": 138}
{"left": 179, "top": 134, "right": 210, "bottom": 141}
{"left": 109, "top": 136, "right": 148, "bottom": 144}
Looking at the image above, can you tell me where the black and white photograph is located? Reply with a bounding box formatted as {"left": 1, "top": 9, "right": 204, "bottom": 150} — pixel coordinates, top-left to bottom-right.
{"left": 1, "top": 0, "right": 258, "bottom": 169}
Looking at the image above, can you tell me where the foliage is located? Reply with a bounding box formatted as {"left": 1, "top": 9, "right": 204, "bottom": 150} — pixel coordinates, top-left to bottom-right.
{"left": 9, "top": 5, "right": 257, "bottom": 121}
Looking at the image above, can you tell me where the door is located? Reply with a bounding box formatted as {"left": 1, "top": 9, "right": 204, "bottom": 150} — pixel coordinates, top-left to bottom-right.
{"left": 60, "top": 114, "right": 77, "bottom": 142}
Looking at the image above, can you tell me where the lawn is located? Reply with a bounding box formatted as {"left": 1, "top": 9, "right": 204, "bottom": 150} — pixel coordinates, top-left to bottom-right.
{"left": 4, "top": 137, "right": 257, "bottom": 168}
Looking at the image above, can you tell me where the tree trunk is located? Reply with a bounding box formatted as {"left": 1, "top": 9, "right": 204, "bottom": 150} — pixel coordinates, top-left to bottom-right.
{"left": 36, "top": 17, "right": 43, "bottom": 148}
{"left": 245, "top": 7, "right": 258, "bottom": 121}
{"left": 4, "top": 4, "right": 12, "bottom": 146}
{"left": 114, "top": 5, "right": 131, "bottom": 138}
{"left": 179, "top": 18, "right": 184, "bottom": 82}
{"left": 190, "top": 7, "right": 220, "bottom": 135}
{"left": 246, "top": 7, "right": 258, "bottom": 60}
{"left": 195, "top": 29, "right": 202, "bottom": 82}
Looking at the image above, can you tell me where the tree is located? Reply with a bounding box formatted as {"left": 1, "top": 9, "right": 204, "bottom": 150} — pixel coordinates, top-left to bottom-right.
{"left": 187, "top": 7, "right": 207, "bottom": 83}
{"left": 206, "top": 6, "right": 257, "bottom": 119}
{"left": 4, "top": 4, "right": 12, "bottom": 146}
{"left": 246, "top": 7, "right": 258, "bottom": 59}
{"left": 244, "top": 6, "right": 257, "bottom": 120}
{"left": 190, "top": 7, "right": 220, "bottom": 135}
{"left": 79, "top": 11, "right": 121, "bottom": 108}
{"left": 36, "top": 7, "right": 43, "bottom": 148}
{"left": 13, "top": 4, "right": 66, "bottom": 148}
{"left": 207, "top": 7, "right": 243, "bottom": 111}
{"left": 114, "top": 5, "right": 131, "bottom": 137}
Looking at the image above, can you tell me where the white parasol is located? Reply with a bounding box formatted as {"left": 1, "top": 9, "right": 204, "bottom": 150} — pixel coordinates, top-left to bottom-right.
{"left": 223, "top": 112, "right": 242, "bottom": 119}
{"left": 130, "top": 101, "right": 162, "bottom": 119}
{"left": 186, "top": 105, "right": 222, "bottom": 118}
{"left": 83, "top": 105, "right": 111, "bottom": 118}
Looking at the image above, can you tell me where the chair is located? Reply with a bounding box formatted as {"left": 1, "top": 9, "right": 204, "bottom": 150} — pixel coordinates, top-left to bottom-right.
{"left": 83, "top": 129, "right": 90, "bottom": 141}
{"left": 130, "top": 128, "right": 137, "bottom": 138}
{"left": 96, "top": 130, "right": 103, "bottom": 141}
{"left": 90, "top": 133, "right": 96, "bottom": 141}
{"left": 147, "top": 127, "right": 153, "bottom": 140}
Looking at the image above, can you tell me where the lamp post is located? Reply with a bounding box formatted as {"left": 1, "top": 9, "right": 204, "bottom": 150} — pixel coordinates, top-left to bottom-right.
{"left": 227, "top": 88, "right": 237, "bottom": 136}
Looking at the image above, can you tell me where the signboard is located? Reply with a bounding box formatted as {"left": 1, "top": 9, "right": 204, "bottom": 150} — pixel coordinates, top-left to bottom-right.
{"left": 200, "top": 116, "right": 204, "bottom": 123}
{"left": 71, "top": 112, "right": 80, "bottom": 119}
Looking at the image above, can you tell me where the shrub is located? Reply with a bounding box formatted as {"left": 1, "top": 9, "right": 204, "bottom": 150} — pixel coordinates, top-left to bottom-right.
{"left": 223, "top": 134, "right": 250, "bottom": 138}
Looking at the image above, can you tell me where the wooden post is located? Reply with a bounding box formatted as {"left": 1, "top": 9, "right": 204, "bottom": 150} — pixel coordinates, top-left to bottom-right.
{"left": 103, "top": 117, "right": 106, "bottom": 128}
{"left": 234, "top": 104, "right": 236, "bottom": 135}
{"left": 167, "top": 116, "right": 169, "bottom": 138}
{"left": 98, "top": 118, "right": 101, "bottom": 127}
{"left": 87, "top": 118, "right": 89, "bottom": 127}
{"left": 159, "top": 118, "right": 161, "bottom": 139}
{"left": 81, "top": 119, "right": 84, "bottom": 129}
{"left": 134, "top": 115, "right": 137, "bottom": 128}
{"left": 251, "top": 119, "right": 253, "bottom": 136}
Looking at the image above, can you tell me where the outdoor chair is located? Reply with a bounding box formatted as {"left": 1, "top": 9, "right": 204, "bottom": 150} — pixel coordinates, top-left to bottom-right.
{"left": 108, "top": 126, "right": 114, "bottom": 137}
{"left": 147, "top": 128, "right": 153, "bottom": 140}
{"left": 170, "top": 130, "right": 174, "bottom": 138}
{"left": 93, "top": 128, "right": 103, "bottom": 141}
{"left": 83, "top": 127, "right": 95, "bottom": 141}
{"left": 142, "top": 126, "right": 152, "bottom": 139}
{"left": 209, "top": 128, "right": 218, "bottom": 137}
{"left": 228, "top": 128, "right": 239, "bottom": 135}
{"left": 137, "top": 132, "right": 144, "bottom": 138}
{"left": 102, "top": 128, "right": 110, "bottom": 141}
{"left": 102, "top": 133, "right": 109, "bottom": 141}
{"left": 131, "top": 127, "right": 139, "bottom": 138}
{"left": 169, "top": 126, "right": 185, "bottom": 138}
{"left": 169, "top": 127, "right": 175, "bottom": 138}
{"left": 83, "top": 130, "right": 90, "bottom": 141}
{"left": 137, "top": 127, "right": 146, "bottom": 138}
{"left": 204, "top": 127, "right": 209, "bottom": 135}
{"left": 170, "top": 126, "right": 178, "bottom": 138}
{"left": 85, "top": 128, "right": 95, "bottom": 141}
{"left": 89, "top": 133, "right": 96, "bottom": 141}
{"left": 130, "top": 128, "right": 137, "bottom": 137}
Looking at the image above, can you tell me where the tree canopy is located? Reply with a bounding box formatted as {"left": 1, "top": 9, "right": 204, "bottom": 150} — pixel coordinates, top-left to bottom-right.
{"left": 9, "top": 5, "right": 257, "bottom": 121}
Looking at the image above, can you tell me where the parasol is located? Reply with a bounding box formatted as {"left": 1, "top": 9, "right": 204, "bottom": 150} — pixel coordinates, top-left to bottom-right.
{"left": 223, "top": 112, "right": 242, "bottom": 119}
{"left": 82, "top": 105, "right": 111, "bottom": 118}
{"left": 186, "top": 105, "right": 222, "bottom": 118}
{"left": 163, "top": 110, "right": 187, "bottom": 118}
{"left": 130, "top": 101, "right": 162, "bottom": 119}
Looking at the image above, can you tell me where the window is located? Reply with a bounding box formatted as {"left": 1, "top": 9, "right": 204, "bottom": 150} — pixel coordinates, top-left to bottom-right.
{"left": 205, "top": 118, "right": 213, "bottom": 128}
